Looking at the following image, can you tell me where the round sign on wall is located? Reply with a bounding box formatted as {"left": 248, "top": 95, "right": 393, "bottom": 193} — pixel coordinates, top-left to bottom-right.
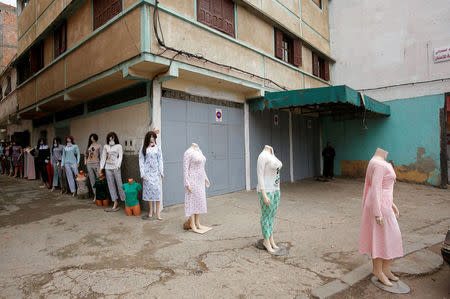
{"left": 216, "top": 108, "right": 223, "bottom": 122}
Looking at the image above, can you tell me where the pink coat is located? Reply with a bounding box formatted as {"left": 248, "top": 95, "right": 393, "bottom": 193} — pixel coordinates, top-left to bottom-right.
{"left": 359, "top": 158, "right": 403, "bottom": 259}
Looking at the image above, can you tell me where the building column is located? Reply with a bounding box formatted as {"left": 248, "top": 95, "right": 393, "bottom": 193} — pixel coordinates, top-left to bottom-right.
{"left": 244, "top": 102, "right": 251, "bottom": 190}
{"left": 289, "top": 110, "right": 294, "bottom": 182}
{"left": 151, "top": 80, "right": 164, "bottom": 211}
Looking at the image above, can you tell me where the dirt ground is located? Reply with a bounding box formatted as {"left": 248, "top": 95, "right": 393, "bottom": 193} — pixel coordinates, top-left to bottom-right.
{"left": 330, "top": 244, "right": 450, "bottom": 299}
{"left": 0, "top": 176, "right": 448, "bottom": 298}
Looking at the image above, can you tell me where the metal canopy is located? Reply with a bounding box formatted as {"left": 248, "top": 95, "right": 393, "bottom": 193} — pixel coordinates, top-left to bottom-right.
{"left": 247, "top": 85, "right": 390, "bottom": 118}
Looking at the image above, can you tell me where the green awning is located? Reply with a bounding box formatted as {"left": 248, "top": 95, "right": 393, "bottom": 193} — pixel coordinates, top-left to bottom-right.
{"left": 247, "top": 85, "right": 390, "bottom": 117}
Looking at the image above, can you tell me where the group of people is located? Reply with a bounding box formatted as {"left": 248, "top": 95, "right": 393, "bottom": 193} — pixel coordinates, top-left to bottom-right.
{"left": 0, "top": 131, "right": 164, "bottom": 218}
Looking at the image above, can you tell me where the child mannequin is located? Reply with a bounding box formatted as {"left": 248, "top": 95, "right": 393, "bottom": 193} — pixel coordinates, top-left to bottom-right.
{"left": 122, "top": 178, "right": 142, "bottom": 216}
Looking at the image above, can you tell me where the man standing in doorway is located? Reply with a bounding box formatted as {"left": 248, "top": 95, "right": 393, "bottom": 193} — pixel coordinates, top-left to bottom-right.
{"left": 322, "top": 142, "right": 335, "bottom": 179}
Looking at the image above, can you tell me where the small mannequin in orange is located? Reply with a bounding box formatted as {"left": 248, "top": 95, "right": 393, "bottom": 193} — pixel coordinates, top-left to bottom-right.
{"left": 122, "top": 178, "right": 142, "bottom": 216}
{"left": 94, "top": 172, "right": 109, "bottom": 206}
{"left": 75, "top": 170, "right": 89, "bottom": 199}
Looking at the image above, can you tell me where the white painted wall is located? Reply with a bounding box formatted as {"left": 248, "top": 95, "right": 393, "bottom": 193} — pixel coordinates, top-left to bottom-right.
{"left": 329, "top": 0, "right": 450, "bottom": 101}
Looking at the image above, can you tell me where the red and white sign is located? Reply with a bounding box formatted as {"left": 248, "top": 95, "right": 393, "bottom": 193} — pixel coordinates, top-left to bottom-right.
{"left": 215, "top": 108, "right": 223, "bottom": 122}
{"left": 434, "top": 46, "right": 450, "bottom": 63}
{"left": 273, "top": 114, "right": 279, "bottom": 126}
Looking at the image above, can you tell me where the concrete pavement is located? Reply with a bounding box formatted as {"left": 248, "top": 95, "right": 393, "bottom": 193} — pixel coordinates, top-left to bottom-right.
{"left": 0, "top": 176, "right": 448, "bottom": 298}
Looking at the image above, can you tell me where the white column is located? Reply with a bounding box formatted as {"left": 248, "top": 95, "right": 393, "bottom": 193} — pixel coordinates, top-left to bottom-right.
{"left": 152, "top": 80, "right": 163, "bottom": 211}
{"left": 289, "top": 110, "right": 294, "bottom": 182}
{"left": 244, "top": 102, "right": 251, "bottom": 190}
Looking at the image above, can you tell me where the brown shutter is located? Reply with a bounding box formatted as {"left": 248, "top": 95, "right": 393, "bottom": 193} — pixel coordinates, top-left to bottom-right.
{"left": 312, "top": 53, "right": 319, "bottom": 76}
{"left": 324, "top": 60, "right": 330, "bottom": 81}
{"left": 275, "top": 29, "right": 283, "bottom": 59}
{"left": 60, "top": 22, "right": 67, "bottom": 53}
{"left": 94, "top": 0, "right": 122, "bottom": 30}
{"left": 198, "top": 0, "right": 212, "bottom": 26}
{"left": 222, "top": 0, "right": 235, "bottom": 37}
{"left": 293, "top": 40, "right": 302, "bottom": 67}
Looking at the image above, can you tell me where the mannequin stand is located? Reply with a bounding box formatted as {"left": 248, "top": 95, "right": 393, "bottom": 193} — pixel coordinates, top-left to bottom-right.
{"left": 183, "top": 218, "right": 212, "bottom": 234}
{"left": 370, "top": 276, "right": 410, "bottom": 294}
{"left": 255, "top": 239, "right": 290, "bottom": 256}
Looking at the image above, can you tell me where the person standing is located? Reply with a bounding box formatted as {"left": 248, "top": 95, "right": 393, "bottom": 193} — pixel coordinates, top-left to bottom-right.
{"left": 322, "top": 142, "right": 336, "bottom": 179}
{"left": 85, "top": 134, "right": 102, "bottom": 198}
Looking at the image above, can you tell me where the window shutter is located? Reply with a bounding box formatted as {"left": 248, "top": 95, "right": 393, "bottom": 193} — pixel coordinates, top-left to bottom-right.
{"left": 198, "top": 0, "right": 212, "bottom": 26}
{"left": 324, "top": 60, "right": 330, "bottom": 81}
{"left": 275, "top": 29, "right": 283, "bottom": 59}
{"left": 93, "top": 0, "right": 122, "bottom": 30}
{"left": 293, "top": 40, "right": 302, "bottom": 67}
{"left": 60, "top": 22, "right": 67, "bottom": 53}
{"left": 222, "top": 0, "right": 235, "bottom": 37}
{"left": 312, "top": 53, "right": 319, "bottom": 76}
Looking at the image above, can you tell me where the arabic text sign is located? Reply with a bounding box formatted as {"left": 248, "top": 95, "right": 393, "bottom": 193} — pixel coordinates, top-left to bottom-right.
{"left": 434, "top": 47, "right": 450, "bottom": 63}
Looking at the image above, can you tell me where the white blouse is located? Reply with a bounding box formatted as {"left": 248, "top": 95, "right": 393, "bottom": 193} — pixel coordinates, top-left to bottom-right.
{"left": 257, "top": 149, "right": 282, "bottom": 193}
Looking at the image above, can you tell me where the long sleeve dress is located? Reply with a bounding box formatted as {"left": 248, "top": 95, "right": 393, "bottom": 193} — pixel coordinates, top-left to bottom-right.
{"left": 24, "top": 147, "right": 36, "bottom": 179}
{"left": 359, "top": 157, "right": 403, "bottom": 259}
{"left": 183, "top": 147, "right": 208, "bottom": 217}
{"left": 139, "top": 145, "right": 164, "bottom": 202}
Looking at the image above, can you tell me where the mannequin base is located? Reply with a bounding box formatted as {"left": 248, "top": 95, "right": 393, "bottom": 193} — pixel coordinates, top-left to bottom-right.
{"left": 255, "top": 239, "right": 290, "bottom": 256}
{"left": 370, "top": 276, "right": 410, "bottom": 294}
{"left": 192, "top": 226, "right": 212, "bottom": 234}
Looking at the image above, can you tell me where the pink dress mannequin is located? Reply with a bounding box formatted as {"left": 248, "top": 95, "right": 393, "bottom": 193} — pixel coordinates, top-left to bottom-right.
{"left": 359, "top": 148, "right": 403, "bottom": 286}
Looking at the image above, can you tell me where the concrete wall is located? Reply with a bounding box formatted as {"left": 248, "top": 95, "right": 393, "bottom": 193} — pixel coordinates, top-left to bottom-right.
{"left": 321, "top": 94, "right": 445, "bottom": 186}
{"left": 329, "top": 0, "right": 450, "bottom": 101}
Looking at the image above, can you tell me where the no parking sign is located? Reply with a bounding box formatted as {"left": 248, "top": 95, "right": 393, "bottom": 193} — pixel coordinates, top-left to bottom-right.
{"left": 216, "top": 108, "right": 223, "bottom": 122}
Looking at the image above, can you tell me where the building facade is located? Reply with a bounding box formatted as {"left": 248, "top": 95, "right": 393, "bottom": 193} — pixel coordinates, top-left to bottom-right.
{"left": 327, "top": 0, "right": 449, "bottom": 186}
{"left": 4, "top": 0, "right": 333, "bottom": 205}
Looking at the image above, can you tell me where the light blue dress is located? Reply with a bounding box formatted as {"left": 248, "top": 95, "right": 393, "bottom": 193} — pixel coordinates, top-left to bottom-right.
{"left": 139, "top": 145, "right": 164, "bottom": 202}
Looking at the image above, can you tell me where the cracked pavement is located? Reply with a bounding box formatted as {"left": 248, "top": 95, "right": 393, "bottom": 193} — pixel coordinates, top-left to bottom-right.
{"left": 0, "top": 176, "right": 448, "bottom": 298}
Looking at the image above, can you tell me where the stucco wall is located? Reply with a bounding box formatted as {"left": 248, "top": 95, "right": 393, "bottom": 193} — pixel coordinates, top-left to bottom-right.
{"left": 321, "top": 94, "right": 445, "bottom": 186}
{"left": 329, "top": 0, "right": 450, "bottom": 101}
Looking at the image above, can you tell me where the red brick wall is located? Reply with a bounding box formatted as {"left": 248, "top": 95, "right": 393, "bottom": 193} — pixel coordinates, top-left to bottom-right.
{"left": 0, "top": 5, "right": 18, "bottom": 71}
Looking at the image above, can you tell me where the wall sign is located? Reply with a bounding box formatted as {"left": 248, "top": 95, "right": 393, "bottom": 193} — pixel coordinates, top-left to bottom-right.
{"left": 215, "top": 108, "right": 223, "bottom": 122}
{"left": 274, "top": 114, "right": 279, "bottom": 126}
{"left": 434, "top": 46, "right": 450, "bottom": 63}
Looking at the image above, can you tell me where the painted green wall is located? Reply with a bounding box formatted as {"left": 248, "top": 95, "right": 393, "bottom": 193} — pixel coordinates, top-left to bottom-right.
{"left": 321, "top": 94, "right": 445, "bottom": 186}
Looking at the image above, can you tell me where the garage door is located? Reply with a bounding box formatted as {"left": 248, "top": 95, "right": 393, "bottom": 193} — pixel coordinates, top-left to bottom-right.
{"left": 162, "top": 97, "right": 245, "bottom": 207}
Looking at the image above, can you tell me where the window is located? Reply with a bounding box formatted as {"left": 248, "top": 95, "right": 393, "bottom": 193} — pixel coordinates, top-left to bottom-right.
{"left": 0, "top": 87, "right": 2, "bottom": 100}
{"left": 29, "top": 41, "right": 44, "bottom": 75}
{"left": 275, "top": 29, "right": 302, "bottom": 67}
{"left": 312, "top": 53, "right": 329, "bottom": 81}
{"left": 311, "top": 0, "right": 322, "bottom": 9}
{"left": 54, "top": 21, "right": 67, "bottom": 58}
{"left": 197, "top": 0, "right": 235, "bottom": 37}
{"left": 93, "top": 0, "right": 122, "bottom": 30}
{"left": 4, "top": 77, "right": 11, "bottom": 96}
{"left": 17, "top": 52, "right": 31, "bottom": 84}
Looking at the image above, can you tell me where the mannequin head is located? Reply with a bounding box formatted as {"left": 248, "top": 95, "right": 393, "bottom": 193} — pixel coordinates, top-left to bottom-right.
{"left": 11, "top": 139, "right": 16, "bottom": 146}
{"left": 65, "top": 136, "right": 74, "bottom": 145}
{"left": 327, "top": 141, "right": 331, "bottom": 148}
{"left": 77, "top": 170, "right": 85, "bottom": 178}
{"left": 99, "top": 173, "right": 105, "bottom": 180}
{"left": 128, "top": 178, "right": 134, "bottom": 184}
{"left": 37, "top": 138, "right": 46, "bottom": 147}
{"left": 106, "top": 132, "right": 119, "bottom": 146}
{"left": 142, "top": 131, "right": 157, "bottom": 156}
{"left": 87, "top": 133, "right": 99, "bottom": 150}
{"left": 52, "top": 137, "right": 61, "bottom": 148}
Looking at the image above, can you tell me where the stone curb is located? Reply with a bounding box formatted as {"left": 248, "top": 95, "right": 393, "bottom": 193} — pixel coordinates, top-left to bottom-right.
{"left": 310, "top": 235, "right": 445, "bottom": 299}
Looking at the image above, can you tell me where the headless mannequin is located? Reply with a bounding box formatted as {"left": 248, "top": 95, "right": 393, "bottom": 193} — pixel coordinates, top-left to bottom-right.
{"left": 186, "top": 143, "right": 211, "bottom": 233}
{"left": 259, "top": 145, "right": 280, "bottom": 253}
{"left": 95, "top": 173, "right": 110, "bottom": 206}
{"left": 371, "top": 148, "right": 400, "bottom": 287}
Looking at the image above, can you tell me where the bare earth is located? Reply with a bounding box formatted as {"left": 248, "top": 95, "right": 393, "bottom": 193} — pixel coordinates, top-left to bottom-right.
{"left": 0, "top": 176, "right": 448, "bottom": 298}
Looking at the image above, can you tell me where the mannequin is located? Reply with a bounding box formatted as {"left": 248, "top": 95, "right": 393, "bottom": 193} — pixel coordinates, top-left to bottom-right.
{"left": 257, "top": 145, "right": 283, "bottom": 253}
{"left": 122, "top": 178, "right": 142, "bottom": 216}
{"left": 50, "top": 137, "right": 66, "bottom": 192}
{"left": 61, "top": 136, "right": 80, "bottom": 196}
{"left": 359, "top": 148, "right": 403, "bottom": 287}
{"left": 85, "top": 133, "right": 102, "bottom": 199}
{"left": 0, "top": 142, "right": 4, "bottom": 175}
{"left": 35, "top": 138, "right": 51, "bottom": 188}
{"left": 76, "top": 170, "right": 89, "bottom": 199}
{"left": 94, "top": 172, "right": 110, "bottom": 206}
{"left": 11, "top": 140, "right": 24, "bottom": 178}
{"left": 139, "top": 131, "right": 164, "bottom": 220}
{"left": 100, "top": 132, "right": 125, "bottom": 212}
{"left": 183, "top": 143, "right": 211, "bottom": 233}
